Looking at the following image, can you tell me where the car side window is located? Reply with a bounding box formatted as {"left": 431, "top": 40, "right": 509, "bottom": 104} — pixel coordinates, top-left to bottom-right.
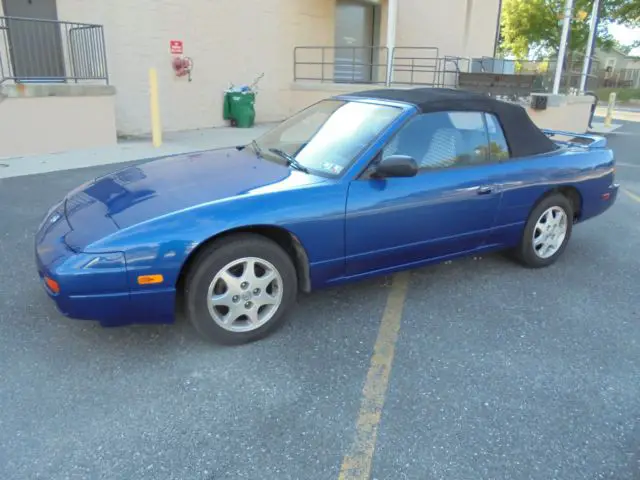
{"left": 382, "top": 111, "right": 492, "bottom": 171}
{"left": 484, "top": 113, "right": 510, "bottom": 161}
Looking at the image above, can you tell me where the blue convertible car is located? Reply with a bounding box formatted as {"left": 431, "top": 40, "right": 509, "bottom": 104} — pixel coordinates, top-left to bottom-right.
{"left": 35, "top": 88, "right": 618, "bottom": 344}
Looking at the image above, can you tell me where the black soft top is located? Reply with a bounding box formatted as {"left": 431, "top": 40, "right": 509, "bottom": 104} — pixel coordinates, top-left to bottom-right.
{"left": 345, "top": 88, "right": 558, "bottom": 158}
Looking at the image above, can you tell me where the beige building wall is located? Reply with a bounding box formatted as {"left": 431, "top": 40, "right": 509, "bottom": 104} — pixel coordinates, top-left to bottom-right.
{"left": 0, "top": 2, "right": 8, "bottom": 78}
{"left": 55, "top": 0, "right": 335, "bottom": 136}
{"left": 526, "top": 94, "right": 594, "bottom": 134}
{"left": 393, "top": 0, "right": 499, "bottom": 57}
{"left": 378, "top": 0, "right": 500, "bottom": 86}
{"left": 466, "top": 0, "right": 501, "bottom": 58}
{"left": 2, "top": 0, "right": 500, "bottom": 136}
{"left": 0, "top": 94, "right": 117, "bottom": 157}
{"left": 290, "top": 81, "right": 401, "bottom": 113}
{"left": 396, "top": 0, "right": 465, "bottom": 55}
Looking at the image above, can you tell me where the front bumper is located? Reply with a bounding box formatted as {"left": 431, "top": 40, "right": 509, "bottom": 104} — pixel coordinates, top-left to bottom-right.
{"left": 34, "top": 204, "right": 175, "bottom": 326}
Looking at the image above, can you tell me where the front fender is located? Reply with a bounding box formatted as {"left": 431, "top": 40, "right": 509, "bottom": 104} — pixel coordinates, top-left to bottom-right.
{"left": 87, "top": 181, "right": 349, "bottom": 294}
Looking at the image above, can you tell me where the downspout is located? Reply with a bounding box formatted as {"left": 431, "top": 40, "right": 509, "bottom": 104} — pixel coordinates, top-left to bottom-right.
{"left": 462, "top": 0, "right": 474, "bottom": 56}
{"left": 493, "top": 0, "right": 503, "bottom": 58}
{"left": 385, "top": 0, "right": 398, "bottom": 86}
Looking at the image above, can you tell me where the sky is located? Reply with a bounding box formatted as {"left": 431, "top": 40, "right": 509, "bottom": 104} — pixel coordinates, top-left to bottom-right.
{"left": 609, "top": 24, "right": 640, "bottom": 56}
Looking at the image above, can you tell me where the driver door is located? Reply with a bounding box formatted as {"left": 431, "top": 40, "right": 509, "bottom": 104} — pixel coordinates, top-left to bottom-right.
{"left": 345, "top": 111, "right": 504, "bottom": 276}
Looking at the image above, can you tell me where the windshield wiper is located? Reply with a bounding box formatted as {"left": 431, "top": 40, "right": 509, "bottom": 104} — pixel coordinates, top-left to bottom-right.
{"left": 268, "top": 148, "right": 310, "bottom": 174}
{"left": 250, "top": 140, "right": 263, "bottom": 157}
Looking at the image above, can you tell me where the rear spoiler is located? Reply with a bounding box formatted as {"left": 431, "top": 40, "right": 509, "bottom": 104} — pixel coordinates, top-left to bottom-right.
{"left": 541, "top": 128, "right": 607, "bottom": 149}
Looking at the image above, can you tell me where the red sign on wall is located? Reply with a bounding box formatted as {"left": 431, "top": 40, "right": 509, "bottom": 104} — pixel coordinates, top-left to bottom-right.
{"left": 169, "top": 40, "right": 183, "bottom": 55}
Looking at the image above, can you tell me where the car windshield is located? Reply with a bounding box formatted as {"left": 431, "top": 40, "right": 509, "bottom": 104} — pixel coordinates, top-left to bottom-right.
{"left": 251, "top": 99, "right": 403, "bottom": 177}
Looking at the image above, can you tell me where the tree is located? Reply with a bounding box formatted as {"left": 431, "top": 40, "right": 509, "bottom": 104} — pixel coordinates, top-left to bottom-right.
{"left": 613, "top": 40, "right": 637, "bottom": 54}
{"left": 608, "top": 0, "right": 640, "bottom": 25}
{"left": 499, "top": 0, "right": 639, "bottom": 59}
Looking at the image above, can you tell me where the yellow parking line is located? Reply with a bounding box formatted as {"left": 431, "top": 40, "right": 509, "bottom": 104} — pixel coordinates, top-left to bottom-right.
{"left": 623, "top": 188, "right": 640, "bottom": 203}
{"left": 338, "top": 271, "right": 410, "bottom": 480}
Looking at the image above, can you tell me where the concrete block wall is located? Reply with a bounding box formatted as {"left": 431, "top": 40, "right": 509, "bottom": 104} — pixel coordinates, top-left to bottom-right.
{"left": 0, "top": 85, "right": 117, "bottom": 158}
{"left": 1, "top": 0, "right": 501, "bottom": 137}
{"left": 54, "top": 0, "right": 335, "bottom": 136}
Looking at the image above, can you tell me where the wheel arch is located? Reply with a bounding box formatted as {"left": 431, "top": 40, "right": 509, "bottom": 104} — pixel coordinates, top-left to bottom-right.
{"left": 533, "top": 185, "right": 583, "bottom": 221}
{"left": 175, "top": 225, "right": 312, "bottom": 296}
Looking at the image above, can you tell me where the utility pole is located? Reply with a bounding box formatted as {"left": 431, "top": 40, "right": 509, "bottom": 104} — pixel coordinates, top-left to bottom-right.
{"left": 579, "top": 0, "right": 601, "bottom": 92}
{"left": 584, "top": 0, "right": 603, "bottom": 92}
{"left": 553, "top": 0, "right": 574, "bottom": 94}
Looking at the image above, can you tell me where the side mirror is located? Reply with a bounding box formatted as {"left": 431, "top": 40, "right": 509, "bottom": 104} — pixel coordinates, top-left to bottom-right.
{"left": 373, "top": 155, "right": 419, "bottom": 178}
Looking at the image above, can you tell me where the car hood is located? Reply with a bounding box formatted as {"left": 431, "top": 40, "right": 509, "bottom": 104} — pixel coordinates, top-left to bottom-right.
{"left": 62, "top": 147, "right": 326, "bottom": 251}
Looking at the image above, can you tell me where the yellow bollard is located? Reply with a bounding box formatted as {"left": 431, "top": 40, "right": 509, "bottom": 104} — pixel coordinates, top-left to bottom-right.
{"left": 149, "top": 68, "right": 163, "bottom": 147}
{"left": 604, "top": 92, "right": 616, "bottom": 128}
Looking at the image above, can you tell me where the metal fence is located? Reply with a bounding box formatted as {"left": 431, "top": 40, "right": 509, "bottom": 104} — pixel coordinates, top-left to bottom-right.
{"left": 458, "top": 54, "right": 603, "bottom": 95}
{"left": 598, "top": 68, "right": 640, "bottom": 88}
{"left": 0, "top": 16, "right": 108, "bottom": 84}
{"left": 294, "top": 46, "right": 389, "bottom": 84}
{"left": 389, "top": 47, "right": 458, "bottom": 87}
{"left": 292, "top": 46, "right": 636, "bottom": 96}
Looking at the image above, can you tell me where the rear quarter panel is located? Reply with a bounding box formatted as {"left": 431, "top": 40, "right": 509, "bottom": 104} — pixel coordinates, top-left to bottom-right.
{"left": 490, "top": 146, "right": 615, "bottom": 246}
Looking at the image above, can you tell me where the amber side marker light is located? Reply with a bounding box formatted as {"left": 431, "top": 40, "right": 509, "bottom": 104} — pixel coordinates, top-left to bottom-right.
{"left": 44, "top": 277, "right": 60, "bottom": 294}
{"left": 138, "top": 274, "right": 164, "bottom": 285}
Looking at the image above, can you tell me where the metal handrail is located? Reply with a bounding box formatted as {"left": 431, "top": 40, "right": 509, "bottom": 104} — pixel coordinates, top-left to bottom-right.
{"left": 294, "top": 46, "right": 389, "bottom": 84}
{"left": 0, "top": 15, "right": 102, "bottom": 27}
{"left": 0, "top": 15, "right": 109, "bottom": 84}
{"left": 292, "top": 46, "right": 636, "bottom": 92}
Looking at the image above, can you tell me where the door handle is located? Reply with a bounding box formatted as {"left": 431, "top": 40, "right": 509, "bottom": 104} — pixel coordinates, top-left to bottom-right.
{"left": 477, "top": 185, "right": 494, "bottom": 195}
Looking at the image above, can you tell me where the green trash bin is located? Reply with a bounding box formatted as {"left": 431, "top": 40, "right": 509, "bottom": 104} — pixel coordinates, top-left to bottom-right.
{"left": 224, "top": 91, "right": 256, "bottom": 128}
{"left": 223, "top": 92, "right": 233, "bottom": 121}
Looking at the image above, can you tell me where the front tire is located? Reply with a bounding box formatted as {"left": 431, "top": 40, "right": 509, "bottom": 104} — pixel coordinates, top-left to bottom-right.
{"left": 185, "top": 234, "right": 298, "bottom": 345}
{"left": 516, "top": 193, "right": 574, "bottom": 268}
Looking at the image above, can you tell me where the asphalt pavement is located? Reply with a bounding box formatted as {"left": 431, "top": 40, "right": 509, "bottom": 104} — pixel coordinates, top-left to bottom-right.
{"left": 1, "top": 118, "right": 639, "bottom": 480}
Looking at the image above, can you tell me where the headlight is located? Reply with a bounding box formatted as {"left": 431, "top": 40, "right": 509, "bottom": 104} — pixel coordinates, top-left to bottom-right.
{"left": 66, "top": 252, "right": 126, "bottom": 271}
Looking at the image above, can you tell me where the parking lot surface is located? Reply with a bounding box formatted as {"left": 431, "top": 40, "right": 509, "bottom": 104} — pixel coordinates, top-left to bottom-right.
{"left": 1, "top": 119, "right": 639, "bottom": 479}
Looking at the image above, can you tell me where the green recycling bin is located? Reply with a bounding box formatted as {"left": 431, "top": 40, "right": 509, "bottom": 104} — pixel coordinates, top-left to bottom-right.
{"left": 223, "top": 92, "right": 233, "bottom": 121}
{"left": 224, "top": 91, "right": 256, "bottom": 128}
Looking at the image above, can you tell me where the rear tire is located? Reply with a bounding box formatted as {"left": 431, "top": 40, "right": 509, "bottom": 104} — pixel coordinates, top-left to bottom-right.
{"left": 184, "top": 234, "right": 298, "bottom": 345}
{"left": 515, "top": 193, "right": 574, "bottom": 268}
